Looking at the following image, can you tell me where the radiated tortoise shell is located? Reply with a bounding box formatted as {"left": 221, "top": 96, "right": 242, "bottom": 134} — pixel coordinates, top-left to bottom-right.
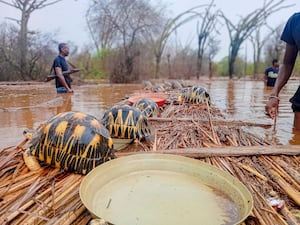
{"left": 101, "top": 105, "right": 150, "bottom": 139}
{"left": 179, "top": 84, "right": 210, "bottom": 104}
{"left": 133, "top": 97, "right": 158, "bottom": 118}
{"left": 23, "top": 111, "right": 114, "bottom": 175}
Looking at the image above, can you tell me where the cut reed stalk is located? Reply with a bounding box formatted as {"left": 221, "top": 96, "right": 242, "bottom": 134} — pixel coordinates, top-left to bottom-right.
{"left": 272, "top": 157, "right": 300, "bottom": 186}
{"left": 0, "top": 170, "right": 41, "bottom": 189}
{"left": 265, "top": 156, "right": 300, "bottom": 191}
{"left": 149, "top": 117, "right": 272, "bottom": 128}
{"left": 1, "top": 173, "right": 41, "bottom": 196}
{"left": 228, "top": 158, "right": 268, "bottom": 181}
{"left": 21, "top": 177, "right": 82, "bottom": 224}
{"left": 206, "top": 102, "right": 220, "bottom": 145}
{"left": 153, "top": 129, "right": 157, "bottom": 151}
{"left": 266, "top": 168, "right": 300, "bottom": 206}
{"left": 280, "top": 206, "right": 300, "bottom": 225}
{"left": 57, "top": 205, "right": 86, "bottom": 225}
{"left": 4, "top": 183, "right": 53, "bottom": 222}
{"left": 251, "top": 184, "right": 288, "bottom": 225}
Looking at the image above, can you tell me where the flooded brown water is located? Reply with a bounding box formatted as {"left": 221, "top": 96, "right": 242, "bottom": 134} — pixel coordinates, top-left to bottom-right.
{"left": 0, "top": 79, "right": 299, "bottom": 149}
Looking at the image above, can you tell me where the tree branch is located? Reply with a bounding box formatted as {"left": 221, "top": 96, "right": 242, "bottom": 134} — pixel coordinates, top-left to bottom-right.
{"left": 0, "top": 0, "right": 15, "bottom": 7}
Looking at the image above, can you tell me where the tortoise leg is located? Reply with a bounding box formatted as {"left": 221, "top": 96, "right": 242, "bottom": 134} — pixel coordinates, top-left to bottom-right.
{"left": 23, "top": 148, "right": 42, "bottom": 171}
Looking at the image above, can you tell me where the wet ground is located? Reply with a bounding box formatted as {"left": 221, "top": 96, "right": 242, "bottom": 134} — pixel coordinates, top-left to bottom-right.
{"left": 0, "top": 79, "right": 299, "bottom": 149}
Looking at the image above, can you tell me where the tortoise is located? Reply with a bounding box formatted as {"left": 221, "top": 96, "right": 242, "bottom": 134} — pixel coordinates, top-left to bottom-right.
{"left": 101, "top": 105, "right": 150, "bottom": 139}
{"left": 153, "top": 84, "right": 165, "bottom": 92}
{"left": 133, "top": 97, "right": 159, "bottom": 118}
{"left": 171, "top": 80, "right": 183, "bottom": 89}
{"left": 23, "top": 111, "right": 114, "bottom": 175}
{"left": 143, "top": 80, "right": 153, "bottom": 90}
{"left": 178, "top": 84, "right": 210, "bottom": 104}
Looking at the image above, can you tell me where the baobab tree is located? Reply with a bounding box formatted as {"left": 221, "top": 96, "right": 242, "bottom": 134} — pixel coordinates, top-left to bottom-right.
{"left": 0, "top": 0, "right": 63, "bottom": 79}
{"left": 219, "top": 0, "right": 292, "bottom": 78}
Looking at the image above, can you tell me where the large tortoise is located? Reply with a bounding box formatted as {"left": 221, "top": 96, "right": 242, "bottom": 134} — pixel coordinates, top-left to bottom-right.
{"left": 101, "top": 105, "right": 150, "bottom": 140}
{"left": 133, "top": 97, "right": 158, "bottom": 118}
{"left": 23, "top": 112, "right": 114, "bottom": 175}
{"left": 179, "top": 84, "right": 210, "bottom": 104}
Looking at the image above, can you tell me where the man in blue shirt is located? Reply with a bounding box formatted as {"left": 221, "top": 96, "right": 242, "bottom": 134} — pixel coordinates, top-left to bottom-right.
{"left": 264, "top": 59, "right": 279, "bottom": 87}
{"left": 265, "top": 13, "right": 300, "bottom": 130}
{"left": 52, "top": 43, "right": 74, "bottom": 93}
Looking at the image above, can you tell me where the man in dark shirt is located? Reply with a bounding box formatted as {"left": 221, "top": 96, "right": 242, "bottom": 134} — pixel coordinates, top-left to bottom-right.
{"left": 52, "top": 43, "right": 73, "bottom": 93}
{"left": 264, "top": 59, "right": 279, "bottom": 87}
{"left": 265, "top": 13, "right": 300, "bottom": 130}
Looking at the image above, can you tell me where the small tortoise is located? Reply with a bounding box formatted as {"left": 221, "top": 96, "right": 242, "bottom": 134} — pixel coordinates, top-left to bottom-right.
{"left": 133, "top": 97, "right": 158, "bottom": 118}
{"left": 23, "top": 112, "right": 114, "bottom": 175}
{"left": 179, "top": 85, "right": 210, "bottom": 104}
{"left": 101, "top": 105, "right": 150, "bottom": 139}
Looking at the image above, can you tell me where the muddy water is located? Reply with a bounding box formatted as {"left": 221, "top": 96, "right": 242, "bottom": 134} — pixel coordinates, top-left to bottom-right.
{"left": 207, "top": 79, "right": 300, "bottom": 145}
{"left": 0, "top": 83, "right": 143, "bottom": 149}
{"left": 0, "top": 79, "right": 299, "bottom": 149}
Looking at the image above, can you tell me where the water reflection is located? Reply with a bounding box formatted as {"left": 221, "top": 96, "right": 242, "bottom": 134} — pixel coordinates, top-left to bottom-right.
{"left": 56, "top": 93, "right": 72, "bottom": 113}
{"left": 0, "top": 83, "right": 143, "bottom": 148}
{"left": 289, "top": 128, "right": 300, "bottom": 145}
{"left": 226, "top": 80, "right": 236, "bottom": 116}
{"left": 0, "top": 80, "right": 298, "bottom": 149}
{"left": 207, "top": 79, "right": 297, "bottom": 145}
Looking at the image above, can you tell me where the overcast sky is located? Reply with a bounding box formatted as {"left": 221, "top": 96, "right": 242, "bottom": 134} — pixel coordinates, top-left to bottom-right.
{"left": 0, "top": 0, "right": 299, "bottom": 60}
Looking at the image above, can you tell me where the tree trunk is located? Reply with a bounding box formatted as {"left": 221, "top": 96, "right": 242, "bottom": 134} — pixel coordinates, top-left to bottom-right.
{"left": 228, "top": 43, "right": 239, "bottom": 79}
{"left": 167, "top": 54, "right": 172, "bottom": 79}
{"left": 196, "top": 36, "right": 204, "bottom": 80}
{"left": 254, "top": 47, "right": 262, "bottom": 79}
{"left": 228, "top": 56, "right": 235, "bottom": 79}
{"left": 19, "top": 11, "right": 29, "bottom": 80}
{"left": 208, "top": 57, "right": 213, "bottom": 79}
{"left": 196, "top": 54, "right": 203, "bottom": 80}
{"left": 154, "top": 54, "right": 161, "bottom": 79}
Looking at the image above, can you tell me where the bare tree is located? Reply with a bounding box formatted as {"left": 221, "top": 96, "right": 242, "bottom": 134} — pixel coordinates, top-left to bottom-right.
{"left": 165, "top": 43, "right": 198, "bottom": 79}
{"left": 147, "top": 5, "right": 204, "bottom": 78}
{"left": 0, "top": 22, "right": 56, "bottom": 81}
{"left": 85, "top": 0, "right": 119, "bottom": 51}
{"left": 219, "top": 0, "right": 292, "bottom": 78}
{"left": 0, "top": 22, "right": 19, "bottom": 80}
{"left": 264, "top": 23, "right": 285, "bottom": 62}
{"left": 250, "top": 23, "right": 285, "bottom": 78}
{"left": 0, "top": 0, "right": 63, "bottom": 79}
{"left": 249, "top": 28, "right": 268, "bottom": 78}
{"left": 206, "top": 36, "right": 220, "bottom": 79}
{"left": 196, "top": 0, "right": 219, "bottom": 79}
{"left": 87, "top": 0, "right": 164, "bottom": 82}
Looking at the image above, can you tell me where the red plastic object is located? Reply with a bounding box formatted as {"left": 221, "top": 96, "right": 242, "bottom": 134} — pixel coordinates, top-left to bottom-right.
{"left": 128, "top": 93, "right": 167, "bottom": 106}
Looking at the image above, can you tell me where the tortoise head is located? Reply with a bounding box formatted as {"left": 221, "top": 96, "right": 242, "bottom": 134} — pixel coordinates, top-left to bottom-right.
{"left": 23, "top": 128, "right": 38, "bottom": 141}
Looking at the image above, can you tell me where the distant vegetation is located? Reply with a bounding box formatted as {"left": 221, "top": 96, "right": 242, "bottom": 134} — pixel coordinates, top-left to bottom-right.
{"left": 0, "top": 0, "right": 299, "bottom": 82}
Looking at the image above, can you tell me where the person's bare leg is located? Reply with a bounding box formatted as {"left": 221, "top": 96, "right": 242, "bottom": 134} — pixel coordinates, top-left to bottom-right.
{"left": 294, "top": 112, "right": 300, "bottom": 130}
